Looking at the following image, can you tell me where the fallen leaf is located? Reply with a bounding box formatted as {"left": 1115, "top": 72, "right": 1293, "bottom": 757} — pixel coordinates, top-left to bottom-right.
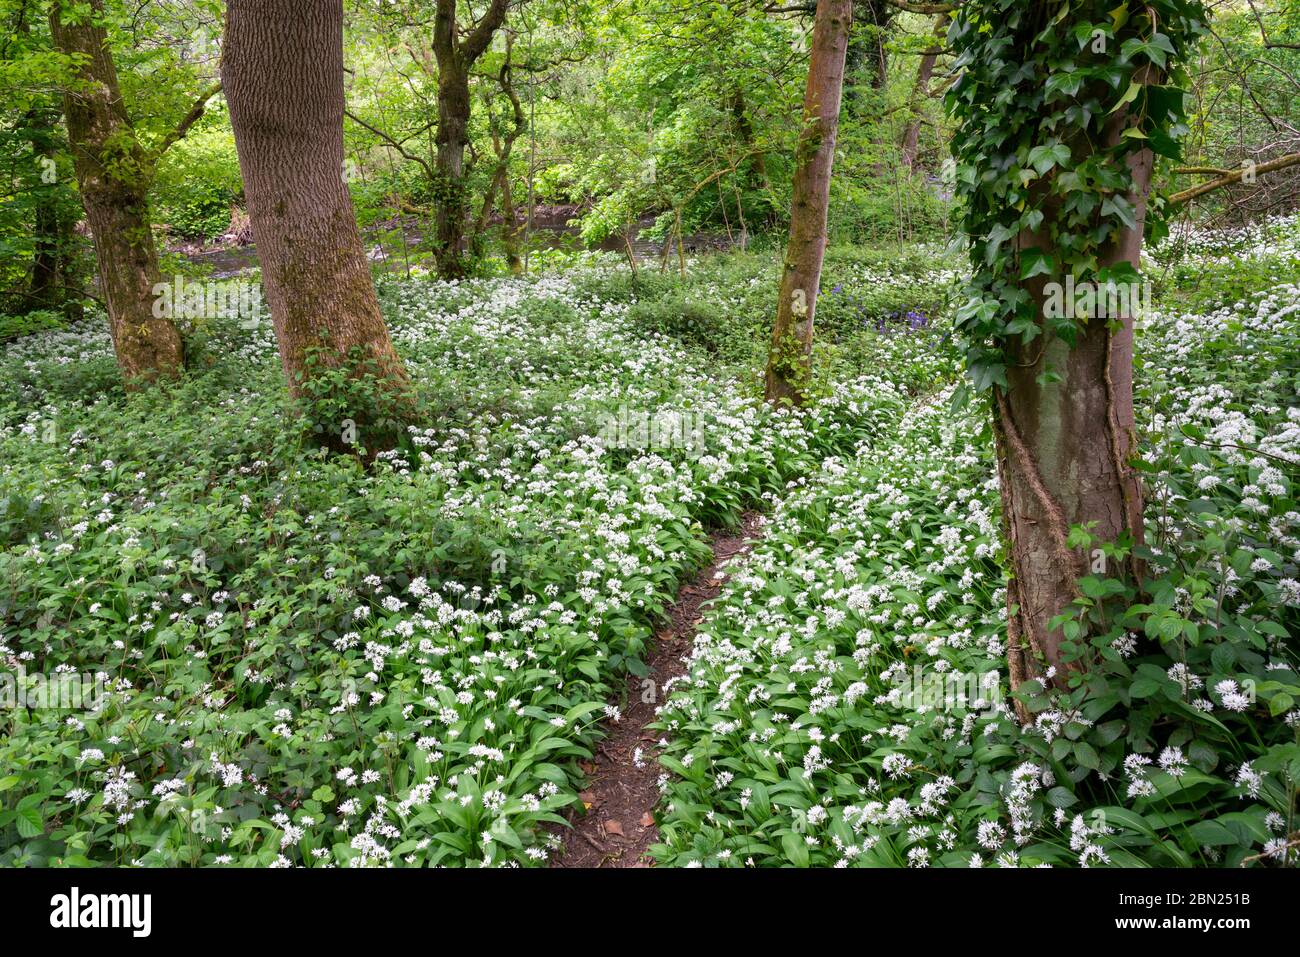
{"left": 604, "top": 820, "right": 624, "bottom": 837}
{"left": 640, "top": 812, "right": 655, "bottom": 828}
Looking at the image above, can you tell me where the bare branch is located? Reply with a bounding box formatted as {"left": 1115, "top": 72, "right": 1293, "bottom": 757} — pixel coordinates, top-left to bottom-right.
{"left": 1168, "top": 152, "right": 1300, "bottom": 205}
{"left": 344, "top": 109, "right": 435, "bottom": 181}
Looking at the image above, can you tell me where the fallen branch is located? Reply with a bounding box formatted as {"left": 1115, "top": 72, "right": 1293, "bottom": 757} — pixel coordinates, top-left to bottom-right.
{"left": 1168, "top": 152, "right": 1300, "bottom": 205}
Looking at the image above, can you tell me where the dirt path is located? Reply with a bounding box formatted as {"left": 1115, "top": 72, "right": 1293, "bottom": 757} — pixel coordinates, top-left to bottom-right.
{"left": 553, "top": 511, "right": 764, "bottom": 868}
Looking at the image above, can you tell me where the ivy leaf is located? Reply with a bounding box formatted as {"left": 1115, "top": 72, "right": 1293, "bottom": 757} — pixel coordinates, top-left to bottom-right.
{"left": 983, "top": 222, "right": 1017, "bottom": 265}
{"left": 1027, "top": 141, "right": 1072, "bottom": 176}
{"left": 1108, "top": 79, "right": 1142, "bottom": 115}
{"left": 1101, "top": 195, "right": 1137, "bottom": 231}
{"left": 1045, "top": 71, "right": 1084, "bottom": 101}
{"left": 1019, "top": 249, "right": 1054, "bottom": 279}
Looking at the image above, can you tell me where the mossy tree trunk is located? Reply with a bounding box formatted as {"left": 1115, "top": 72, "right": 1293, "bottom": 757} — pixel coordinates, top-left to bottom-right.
{"left": 431, "top": 0, "right": 510, "bottom": 280}
{"left": 764, "top": 0, "right": 853, "bottom": 405}
{"left": 474, "top": 42, "right": 526, "bottom": 276}
{"left": 899, "top": 14, "right": 948, "bottom": 172}
{"left": 50, "top": 0, "right": 183, "bottom": 387}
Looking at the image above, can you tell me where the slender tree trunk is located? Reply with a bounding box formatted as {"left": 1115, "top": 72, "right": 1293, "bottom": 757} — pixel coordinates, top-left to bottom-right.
{"left": 852, "top": 0, "right": 890, "bottom": 90}
{"left": 57, "top": 208, "right": 84, "bottom": 321}
{"left": 999, "top": 117, "right": 1151, "bottom": 712}
{"left": 475, "top": 50, "right": 526, "bottom": 275}
{"left": 50, "top": 0, "right": 183, "bottom": 387}
{"left": 730, "top": 89, "right": 776, "bottom": 226}
{"left": 431, "top": 0, "right": 510, "bottom": 280}
{"left": 30, "top": 193, "right": 60, "bottom": 311}
{"left": 434, "top": 57, "right": 472, "bottom": 278}
{"left": 900, "top": 14, "right": 948, "bottom": 172}
{"left": 764, "top": 0, "right": 853, "bottom": 405}
{"left": 222, "top": 0, "right": 412, "bottom": 429}
{"left": 26, "top": 105, "right": 83, "bottom": 319}
{"left": 499, "top": 175, "right": 524, "bottom": 275}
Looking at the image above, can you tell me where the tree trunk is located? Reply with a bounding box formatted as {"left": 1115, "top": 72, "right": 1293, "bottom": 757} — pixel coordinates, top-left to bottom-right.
{"left": 50, "top": 0, "right": 183, "bottom": 387}
{"left": 30, "top": 192, "right": 60, "bottom": 311}
{"left": 434, "top": 57, "right": 473, "bottom": 279}
{"left": 900, "top": 14, "right": 948, "bottom": 172}
{"left": 431, "top": 0, "right": 510, "bottom": 280}
{"left": 764, "top": 0, "right": 853, "bottom": 405}
{"left": 730, "top": 89, "right": 776, "bottom": 226}
{"left": 475, "top": 50, "right": 526, "bottom": 275}
{"left": 999, "top": 126, "right": 1151, "bottom": 712}
{"left": 222, "top": 0, "right": 412, "bottom": 430}
{"left": 850, "top": 0, "right": 890, "bottom": 90}
{"left": 26, "top": 105, "right": 83, "bottom": 319}
{"left": 57, "top": 207, "right": 84, "bottom": 321}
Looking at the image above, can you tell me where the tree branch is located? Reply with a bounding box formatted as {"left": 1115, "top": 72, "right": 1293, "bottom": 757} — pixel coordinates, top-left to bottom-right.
{"left": 147, "top": 81, "right": 222, "bottom": 167}
{"left": 344, "top": 109, "right": 435, "bottom": 181}
{"left": 1168, "top": 152, "right": 1300, "bottom": 205}
{"left": 462, "top": 0, "right": 510, "bottom": 66}
{"left": 886, "top": 1, "right": 958, "bottom": 14}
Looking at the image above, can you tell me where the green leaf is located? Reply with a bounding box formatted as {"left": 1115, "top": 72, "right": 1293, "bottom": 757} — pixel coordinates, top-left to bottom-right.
{"left": 15, "top": 806, "right": 43, "bottom": 839}
{"left": 1073, "top": 741, "right": 1100, "bottom": 770}
{"left": 1108, "top": 80, "right": 1142, "bottom": 115}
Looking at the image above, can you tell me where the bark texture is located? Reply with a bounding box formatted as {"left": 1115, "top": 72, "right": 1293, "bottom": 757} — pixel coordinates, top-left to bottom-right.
{"left": 999, "top": 123, "right": 1151, "bottom": 712}
{"left": 900, "top": 14, "right": 949, "bottom": 172}
{"left": 475, "top": 44, "right": 526, "bottom": 275}
{"left": 50, "top": 0, "right": 183, "bottom": 386}
{"left": 431, "top": 0, "right": 510, "bottom": 279}
{"left": 764, "top": 0, "right": 853, "bottom": 405}
{"left": 222, "top": 0, "right": 411, "bottom": 414}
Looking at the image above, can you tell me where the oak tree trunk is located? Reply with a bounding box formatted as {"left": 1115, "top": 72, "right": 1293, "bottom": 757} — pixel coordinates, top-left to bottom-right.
{"left": 764, "top": 0, "right": 853, "bottom": 405}
{"left": 222, "top": 0, "right": 412, "bottom": 434}
{"left": 50, "top": 0, "right": 183, "bottom": 387}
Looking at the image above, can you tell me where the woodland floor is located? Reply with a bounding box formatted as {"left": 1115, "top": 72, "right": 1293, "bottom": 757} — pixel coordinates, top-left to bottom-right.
{"left": 553, "top": 512, "right": 765, "bottom": 868}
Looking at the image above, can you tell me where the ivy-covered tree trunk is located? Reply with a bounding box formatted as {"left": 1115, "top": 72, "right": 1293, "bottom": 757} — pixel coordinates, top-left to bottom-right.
{"left": 731, "top": 89, "right": 774, "bottom": 221}
{"left": 222, "top": 0, "right": 412, "bottom": 420}
{"left": 996, "top": 244, "right": 1147, "bottom": 704}
{"left": 947, "top": 1, "right": 1206, "bottom": 717}
{"left": 431, "top": 0, "right": 510, "bottom": 280}
{"left": 764, "top": 0, "right": 853, "bottom": 405}
{"left": 50, "top": 0, "right": 183, "bottom": 387}
{"left": 26, "top": 104, "right": 84, "bottom": 320}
